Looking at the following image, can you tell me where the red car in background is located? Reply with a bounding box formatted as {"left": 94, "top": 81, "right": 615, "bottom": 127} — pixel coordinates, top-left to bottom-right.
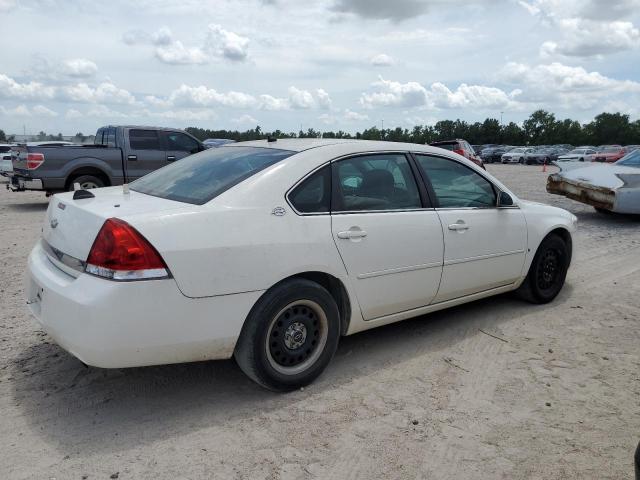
{"left": 592, "top": 146, "right": 626, "bottom": 163}
{"left": 429, "top": 139, "right": 485, "bottom": 169}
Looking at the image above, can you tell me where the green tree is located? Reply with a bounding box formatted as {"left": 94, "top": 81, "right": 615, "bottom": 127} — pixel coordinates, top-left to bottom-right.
{"left": 0, "top": 129, "right": 6, "bottom": 142}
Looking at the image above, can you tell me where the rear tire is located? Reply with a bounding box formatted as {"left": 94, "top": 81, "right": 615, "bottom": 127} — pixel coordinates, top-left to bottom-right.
{"left": 67, "top": 175, "right": 104, "bottom": 190}
{"left": 516, "top": 234, "right": 570, "bottom": 304}
{"left": 234, "top": 279, "right": 340, "bottom": 391}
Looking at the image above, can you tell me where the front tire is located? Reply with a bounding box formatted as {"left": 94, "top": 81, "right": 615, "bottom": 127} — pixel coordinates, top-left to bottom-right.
{"left": 234, "top": 279, "right": 340, "bottom": 391}
{"left": 516, "top": 234, "right": 570, "bottom": 304}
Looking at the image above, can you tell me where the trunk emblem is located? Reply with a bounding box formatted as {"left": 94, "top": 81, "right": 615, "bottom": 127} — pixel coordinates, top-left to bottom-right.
{"left": 50, "top": 218, "right": 59, "bottom": 229}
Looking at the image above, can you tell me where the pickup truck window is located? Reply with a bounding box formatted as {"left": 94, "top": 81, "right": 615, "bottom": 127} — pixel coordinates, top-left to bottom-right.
{"left": 105, "top": 127, "right": 116, "bottom": 147}
{"left": 130, "top": 129, "right": 162, "bottom": 150}
{"left": 131, "top": 146, "right": 294, "bottom": 205}
{"left": 94, "top": 128, "right": 104, "bottom": 145}
{"left": 165, "top": 131, "right": 199, "bottom": 153}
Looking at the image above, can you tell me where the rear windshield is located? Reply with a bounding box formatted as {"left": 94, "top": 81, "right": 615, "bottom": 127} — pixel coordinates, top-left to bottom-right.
{"left": 130, "top": 146, "right": 295, "bottom": 205}
{"left": 616, "top": 149, "right": 640, "bottom": 167}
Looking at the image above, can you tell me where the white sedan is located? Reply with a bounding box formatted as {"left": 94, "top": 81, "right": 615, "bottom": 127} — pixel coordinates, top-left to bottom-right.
{"left": 27, "top": 139, "right": 577, "bottom": 390}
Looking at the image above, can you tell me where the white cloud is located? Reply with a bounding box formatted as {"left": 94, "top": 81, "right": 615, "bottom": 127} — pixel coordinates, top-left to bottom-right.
{"left": 232, "top": 114, "right": 258, "bottom": 124}
{"left": 65, "top": 108, "right": 82, "bottom": 119}
{"left": 63, "top": 58, "right": 98, "bottom": 77}
{"left": 360, "top": 75, "right": 521, "bottom": 110}
{"left": 85, "top": 105, "right": 129, "bottom": 118}
{"left": 0, "top": 0, "right": 15, "bottom": 12}
{"left": 288, "top": 86, "right": 316, "bottom": 109}
{"left": 499, "top": 61, "right": 640, "bottom": 108}
{"left": 167, "top": 84, "right": 257, "bottom": 108}
{"left": 32, "top": 105, "right": 58, "bottom": 117}
{"left": 521, "top": 0, "right": 640, "bottom": 57}
{"left": 344, "top": 109, "right": 369, "bottom": 121}
{"left": 318, "top": 113, "right": 336, "bottom": 125}
{"left": 62, "top": 82, "right": 136, "bottom": 104}
{"left": 315, "top": 88, "right": 332, "bottom": 109}
{"left": 141, "top": 108, "right": 215, "bottom": 121}
{"left": 155, "top": 41, "right": 208, "bottom": 65}
{"left": 205, "top": 24, "right": 250, "bottom": 62}
{"left": 0, "top": 74, "right": 56, "bottom": 100}
{"left": 370, "top": 53, "right": 394, "bottom": 66}
{"left": 360, "top": 77, "right": 429, "bottom": 108}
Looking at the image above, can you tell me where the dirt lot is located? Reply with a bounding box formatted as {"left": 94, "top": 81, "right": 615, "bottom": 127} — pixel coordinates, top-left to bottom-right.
{"left": 1, "top": 165, "right": 639, "bottom": 480}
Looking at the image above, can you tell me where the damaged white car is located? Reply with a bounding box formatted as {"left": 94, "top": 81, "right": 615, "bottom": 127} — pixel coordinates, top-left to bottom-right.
{"left": 547, "top": 149, "right": 640, "bottom": 214}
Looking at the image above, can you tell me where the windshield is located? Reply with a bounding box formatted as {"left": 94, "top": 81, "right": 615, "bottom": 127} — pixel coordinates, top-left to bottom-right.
{"left": 567, "top": 149, "right": 583, "bottom": 154}
{"left": 602, "top": 147, "right": 621, "bottom": 153}
{"left": 510, "top": 148, "right": 525, "bottom": 153}
{"left": 131, "top": 146, "right": 295, "bottom": 205}
{"left": 616, "top": 149, "right": 640, "bottom": 167}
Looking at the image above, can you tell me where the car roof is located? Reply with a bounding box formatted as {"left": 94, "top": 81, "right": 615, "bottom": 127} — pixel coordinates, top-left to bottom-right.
{"left": 226, "top": 138, "right": 469, "bottom": 155}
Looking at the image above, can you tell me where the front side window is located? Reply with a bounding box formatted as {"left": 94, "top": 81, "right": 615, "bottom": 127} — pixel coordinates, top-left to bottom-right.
{"left": 129, "top": 129, "right": 161, "bottom": 150}
{"left": 415, "top": 154, "right": 496, "bottom": 208}
{"left": 131, "top": 146, "right": 294, "bottom": 205}
{"left": 288, "top": 165, "right": 331, "bottom": 213}
{"left": 333, "top": 154, "right": 421, "bottom": 212}
{"left": 165, "top": 132, "right": 200, "bottom": 153}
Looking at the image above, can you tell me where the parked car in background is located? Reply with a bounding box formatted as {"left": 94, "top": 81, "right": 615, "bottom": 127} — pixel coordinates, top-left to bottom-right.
{"left": 429, "top": 139, "right": 484, "bottom": 168}
{"left": 203, "top": 138, "right": 236, "bottom": 148}
{"left": 481, "top": 146, "right": 514, "bottom": 163}
{"left": 501, "top": 147, "right": 534, "bottom": 164}
{"left": 548, "top": 148, "right": 640, "bottom": 214}
{"left": 524, "top": 147, "right": 568, "bottom": 165}
{"left": 0, "top": 144, "right": 17, "bottom": 176}
{"left": 592, "top": 145, "right": 626, "bottom": 163}
{"left": 9, "top": 125, "right": 204, "bottom": 194}
{"left": 26, "top": 138, "right": 576, "bottom": 391}
{"left": 556, "top": 148, "right": 596, "bottom": 162}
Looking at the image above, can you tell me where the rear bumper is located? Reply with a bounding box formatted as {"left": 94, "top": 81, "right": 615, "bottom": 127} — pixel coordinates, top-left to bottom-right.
{"left": 26, "top": 241, "right": 264, "bottom": 368}
{"left": 9, "top": 175, "right": 43, "bottom": 191}
{"left": 546, "top": 174, "right": 616, "bottom": 211}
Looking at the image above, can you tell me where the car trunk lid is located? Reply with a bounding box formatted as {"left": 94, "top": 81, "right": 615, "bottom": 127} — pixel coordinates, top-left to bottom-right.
{"left": 43, "top": 186, "right": 191, "bottom": 263}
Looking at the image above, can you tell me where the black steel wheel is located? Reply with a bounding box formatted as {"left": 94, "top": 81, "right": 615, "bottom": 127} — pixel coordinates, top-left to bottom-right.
{"left": 516, "top": 233, "right": 571, "bottom": 304}
{"left": 234, "top": 278, "right": 340, "bottom": 391}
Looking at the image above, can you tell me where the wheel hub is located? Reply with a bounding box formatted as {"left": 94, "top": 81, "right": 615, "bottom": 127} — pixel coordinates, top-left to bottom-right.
{"left": 284, "top": 322, "right": 307, "bottom": 350}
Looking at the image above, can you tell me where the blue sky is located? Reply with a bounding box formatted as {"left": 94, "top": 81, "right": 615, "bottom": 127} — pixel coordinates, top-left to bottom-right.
{"left": 1, "top": 0, "right": 639, "bottom": 135}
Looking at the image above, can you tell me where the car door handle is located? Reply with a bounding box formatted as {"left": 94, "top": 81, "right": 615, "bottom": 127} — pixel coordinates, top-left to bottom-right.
{"left": 167, "top": 155, "right": 176, "bottom": 162}
{"left": 127, "top": 155, "right": 137, "bottom": 161}
{"left": 337, "top": 229, "right": 367, "bottom": 239}
{"left": 448, "top": 221, "right": 469, "bottom": 231}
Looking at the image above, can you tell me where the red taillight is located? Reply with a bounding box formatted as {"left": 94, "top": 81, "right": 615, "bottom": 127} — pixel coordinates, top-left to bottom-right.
{"left": 453, "top": 148, "right": 465, "bottom": 156}
{"left": 85, "top": 218, "right": 169, "bottom": 281}
{"left": 27, "top": 153, "right": 45, "bottom": 170}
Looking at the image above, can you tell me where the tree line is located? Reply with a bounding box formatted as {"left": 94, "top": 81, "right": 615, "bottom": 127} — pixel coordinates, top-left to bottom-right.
{"left": 3, "top": 110, "right": 640, "bottom": 146}
{"left": 186, "top": 110, "right": 640, "bottom": 146}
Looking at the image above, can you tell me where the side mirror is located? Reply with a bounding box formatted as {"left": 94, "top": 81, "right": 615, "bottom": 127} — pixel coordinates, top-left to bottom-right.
{"left": 498, "top": 191, "right": 514, "bottom": 207}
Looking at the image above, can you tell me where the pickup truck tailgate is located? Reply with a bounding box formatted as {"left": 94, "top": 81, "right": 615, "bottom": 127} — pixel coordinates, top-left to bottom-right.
{"left": 43, "top": 187, "right": 190, "bottom": 262}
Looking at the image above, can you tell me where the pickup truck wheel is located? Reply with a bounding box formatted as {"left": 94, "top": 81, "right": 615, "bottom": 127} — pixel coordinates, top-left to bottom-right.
{"left": 516, "top": 234, "right": 570, "bottom": 304}
{"left": 68, "top": 175, "right": 104, "bottom": 190}
{"left": 234, "top": 278, "right": 340, "bottom": 391}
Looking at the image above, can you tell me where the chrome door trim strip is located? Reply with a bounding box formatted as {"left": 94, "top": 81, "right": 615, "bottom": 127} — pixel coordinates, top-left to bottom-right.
{"left": 443, "top": 249, "right": 526, "bottom": 266}
{"left": 357, "top": 261, "right": 443, "bottom": 279}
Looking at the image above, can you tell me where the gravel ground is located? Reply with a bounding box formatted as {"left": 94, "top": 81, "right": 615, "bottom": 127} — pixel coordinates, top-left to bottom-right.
{"left": 1, "top": 164, "right": 639, "bottom": 480}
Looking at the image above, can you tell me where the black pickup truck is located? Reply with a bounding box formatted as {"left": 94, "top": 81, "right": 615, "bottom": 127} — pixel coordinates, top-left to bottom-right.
{"left": 8, "top": 125, "right": 204, "bottom": 194}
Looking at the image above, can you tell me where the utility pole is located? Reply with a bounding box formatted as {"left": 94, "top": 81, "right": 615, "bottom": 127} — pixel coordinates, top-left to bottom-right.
{"left": 500, "top": 112, "right": 504, "bottom": 126}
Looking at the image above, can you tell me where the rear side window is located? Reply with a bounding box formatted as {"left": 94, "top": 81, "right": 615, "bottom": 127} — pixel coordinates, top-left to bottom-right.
{"left": 0, "top": 146, "right": 11, "bottom": 153}
{"left": 131, "top": 146, "right": 295, "bottom": 205}
{"left": 333, "top": 154, "right": 421, "bottom": 212}
{"left": 165, "top": 132, "right": 200, "bottom": 153}
{"left": 94, "top": 128, "right": 104, "bottom": 145}
{"left": 129, "top": 129, "right": 161, "bottom": 150}
{"left": 104, "top": 127, "right": 116, "bottom": 147}
{"left": 416, "top": 155, "right": 496, "bottom": 208}
{"left": 289, "top": 165, "right": 331, "bottom": 213}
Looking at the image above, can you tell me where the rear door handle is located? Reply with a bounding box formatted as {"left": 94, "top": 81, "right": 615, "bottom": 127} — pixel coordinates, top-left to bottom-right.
{"left": 127, "top": 155, "right": 137, "bottom": 161}
{"left": 448, "top": 221, "right": 469, "bottom": 231}
{"left": 337, "top": 229, "right": 367, "bottom": 239}
{"left": 167, "top": 155, "right": 176, "bottom": 162}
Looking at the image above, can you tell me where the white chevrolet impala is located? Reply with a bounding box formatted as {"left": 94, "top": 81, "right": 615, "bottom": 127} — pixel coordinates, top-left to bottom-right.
{"left": 27, "top": 139, "right": 577, "bottom": 390}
